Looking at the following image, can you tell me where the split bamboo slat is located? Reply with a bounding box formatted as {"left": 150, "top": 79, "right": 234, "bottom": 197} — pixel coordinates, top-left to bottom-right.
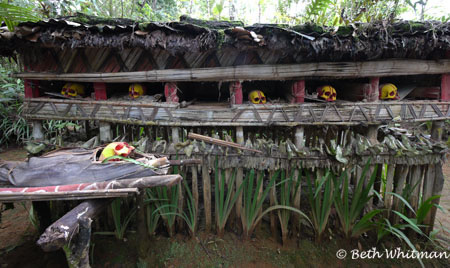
{"left": 392, "top": 165, "right": 409, "bottom": 224}
{"left": 14, "top": 59, "right": 450, "bottom": 82}
{"left": 235, "top": 126, "right": 244, "bottom": 232}
{"left": 23, "top": 99, "right": 450, "bottom": 126}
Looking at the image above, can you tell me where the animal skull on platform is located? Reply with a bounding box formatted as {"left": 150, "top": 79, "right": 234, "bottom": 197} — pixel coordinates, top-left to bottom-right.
{"left": 61, "top": 83, "right": 85, "bottom": 97}
{"left": 248, "top": 90, "right": 267, "bottom": 104}
{"left": 129, "top": 83, "right": 146, "bottom": 99}
{"left": 379, "top": 83, "right": 399, "bottom": 100}
{"left": 317, "top": 85, "right": 336, "bottom": 102}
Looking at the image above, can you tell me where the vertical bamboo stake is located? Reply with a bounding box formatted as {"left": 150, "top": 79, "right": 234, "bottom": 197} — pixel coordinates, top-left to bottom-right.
{"left": 202, "top": 159, "right": 212, "bottom": 232}
{"left": 224, "top": 168, "right": 235, "bottom": 228}
{"left": 172, "top": 127, "right": 184, "bottom": 230}
{"left": 191, "top": 166, "right": 199, "bottom": 220}
{"left": 292, "top": 127, "right": 304, "bottom": 235}
{"left": 235, "top": 126, "right": 244, "bottom": 231}
{"left": 137, "top": 190, "right": 149, "bottom": 258}
{"left": 269, "top": 170, "right": 277, "bottom": 240}
{"left": 423, "top": 164, "right": 436, "bottom": 232}
{"left": 428, "top": 121, "right": 445, "bottom": 232}
{"left": 392, "top": 165, "right": 409, "bottom": 224}
{"left": 409, "top": 165, "right": 422, "bottom": 211}
{"left": 384, "top": 164, "right": 395, "bottom": 217}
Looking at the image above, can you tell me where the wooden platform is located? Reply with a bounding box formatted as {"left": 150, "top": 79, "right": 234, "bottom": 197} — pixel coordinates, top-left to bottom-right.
{"left": 23, "top": 98, "right": 450, "bottom": 126}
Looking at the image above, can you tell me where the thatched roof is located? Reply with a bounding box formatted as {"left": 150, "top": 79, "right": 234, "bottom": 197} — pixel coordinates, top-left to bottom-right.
{"left": 1, "top": 13, "right": 450, "bottom": 63}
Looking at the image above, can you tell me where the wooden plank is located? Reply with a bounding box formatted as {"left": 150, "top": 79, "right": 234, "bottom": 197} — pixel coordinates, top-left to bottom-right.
{"left": 269, "top": 170, "right": 277, "bottom": 239}
{"left": 202, "top": 161, "right": 212, "bottom": 232}
{"left": 392, "top": 165, "right": 408, "bottom": 224}
{"left": 235, "top": 126, "right": 244, "bottom": 231}
{"left": 14, "top": 59, "right": 450, "bottom": 82}
{"left": 441, "top": 73, "right": 450, "bottom": 101}
{"left": 408, "top": 104, "right": 417, "bottom": 119}
{"left": 423, "top": 164, "right": 436, "bottom": 231}
{"left": 409, "top": 165, "right": 422, "bottom": 211}
{"left": 384, "top": 164, "right": 395, "bottom": 217}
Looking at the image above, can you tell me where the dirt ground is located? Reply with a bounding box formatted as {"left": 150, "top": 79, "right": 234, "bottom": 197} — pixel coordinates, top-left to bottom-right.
{"left": 0, "top": 148, "right": 449, "bottom": 267}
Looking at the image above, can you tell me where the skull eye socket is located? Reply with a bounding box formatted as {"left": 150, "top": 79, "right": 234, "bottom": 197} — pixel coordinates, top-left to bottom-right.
{"left": 115, "top": 144, "right": 124, "bottom": 151}
{"left": 253, "top": 97, "right": 260, "bottom": 102}
{"left": 332, "top": 93, "right": 336, "bottom": 98}
{"left": 323, "top": 91, "right": 330, "bottom": 97}
{"left": 260, "top": 97, "right": 266, "bottom": 101}
{"left": 68, "top": 89, "right": 76, "bottom": 94}
{"left": 389, "top": 91, "right": 395, "bottom": 96}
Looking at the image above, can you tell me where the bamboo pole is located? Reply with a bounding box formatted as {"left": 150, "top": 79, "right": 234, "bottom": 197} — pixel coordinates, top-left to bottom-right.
{"left": 202, "top": 159, "right": 212, "bottom": 232}
{"left": 292, "top": 127, "right": 304, "bottom": 235}
{"left": 235, "top": 126, "right": 244, "bottom": 232}
{"left": 269, "top": 170, "right": 277, "bottom": 240}
{"left": 392, "top": 165, "right": 409, "bottom": 224}
{"left": 188, "top": 132, "right": 263, "bottom": 154}
{"left": 14, "top": 59, "right": 450, "bottom": 82}
{"left": 384, "top": 164, "right": 395, "bottom": 217}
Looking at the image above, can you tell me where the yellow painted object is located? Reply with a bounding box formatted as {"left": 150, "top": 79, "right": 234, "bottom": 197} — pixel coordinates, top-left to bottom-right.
{"left": 248, "top": 90, "right": 267, "bottom": 104}
{"left": 99, "top": 142, "right": 135, "bottom": 162}
{"left": 61, "top": 83, "right": 85, "bottom": 97}
{"left": 317, "top": 85, "right": 336, "bottom": 102}
{"left": 379, "top": 83, "right": 399, "bottom": 100}
{"left": 129, "top": 83, "right": 146, "bottom": 99}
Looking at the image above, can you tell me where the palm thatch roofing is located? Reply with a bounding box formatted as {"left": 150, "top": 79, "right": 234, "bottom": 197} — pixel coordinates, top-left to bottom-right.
{"left": 1, "top": 13, "right": 449, "bottom": 63}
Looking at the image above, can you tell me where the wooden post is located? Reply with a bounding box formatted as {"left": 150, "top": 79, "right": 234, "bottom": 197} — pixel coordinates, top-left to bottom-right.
{"left": 32, "top": 121, "right": 44, "bottom": 140}
{"left": 94, "top": 82, "right": 108, "bottom": 100}
{"left": 99, "top": 122, "right": 112, "bottom": 142}
{"left": 423, "top": 164, "right": 436, "bottom": 231}
{"left": 136, "top": 190, "right": 149, "bottom": 259}
{"left": 290, "top": 80, "right": 305, "bottom": 103}
{"left": 392, "top": 165, "right": 409, "bottom": 224}
{"left": 409, "top": 166, "right": 422, "bottom": 211}
{"left": 230, "top": 81, "right": 243, "bottom": 105}
{"left": 292, "top": 127, "right": 304, "bottom": 234}
{"left": 24, "top": 79, "right": 40, "bottom": 98}
{"left": 440, "top": 73, "right": 450, "bottom": 101}
{"left": 37, "top": 199, "right": 110, "bottom": 252}
{"left": 202, "top": 159, "right": 212, "bottom": 232}
{"left": 164, "top": 82, "right": 179, "bottom": 103}
{"left": 384, "top": 164, "right": 395, "bottom": 217}
{"left": 63, "top": 217, "right": 92, "bottom": 268}
{"left": 428, "top": 120, "right": 445, "bottom": 232}
{"left": 369, "top": 77, "right": 379, "bottom": 101}
{"left": 269, "top": 170, "right": 277, "bottom": 239}
{"left": 235, "top": 126, "right": 244, "bottom": 231}
{"left": 191, "top": 166, "right": 199, "bottom": 222}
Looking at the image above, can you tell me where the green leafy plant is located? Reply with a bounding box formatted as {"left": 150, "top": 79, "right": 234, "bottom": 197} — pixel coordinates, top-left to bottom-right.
{"left": 146, "top": 197, "right": 160, "bottom": 236}
{"left": 96, "top": 198, "right": 136, "bottom": 240}
{"left": 333, "top": 161, "right": 382, "bottom": 240}
{"left": 276, "top": 169, "right": 301, "bottom": 245}
{"left": 241, "top": 169, "right": 310, "bottom": 239}
{"left": 147, "top": 185, "right": 179, "bottom": 237}
{"left": 306, "top": 169, "right": 334, "bottom": 243}
{"left": 215, "top": 167, "right": 244, "bottom": 236}
{"left": 0, "top": 3, "right": 41, "bottom": 31}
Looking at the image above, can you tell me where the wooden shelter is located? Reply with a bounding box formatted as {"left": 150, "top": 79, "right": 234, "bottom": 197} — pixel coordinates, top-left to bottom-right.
{"left": 1, "top": 13, "right": 450, "bottom": 254}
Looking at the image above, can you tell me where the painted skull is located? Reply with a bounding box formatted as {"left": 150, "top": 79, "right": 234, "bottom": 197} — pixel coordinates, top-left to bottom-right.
{"left": 317, "top": 85, "right": 336, "bottom": 102}
{"left": 248, "top": 90, "right": 267, "bottom": 104}
{"left": 129, "top": 83, "right": 146, "bottom": 99}
{"left": 61, "top": 83, "right": 85, "bottom": 97}
{"left": 113, "top": 142, "right": 135, "bottom": 157}
{"left": 379, "top": 83, "right": 399, "bottom": 100}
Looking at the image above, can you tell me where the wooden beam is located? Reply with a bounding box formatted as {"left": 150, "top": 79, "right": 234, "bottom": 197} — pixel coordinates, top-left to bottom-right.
{"left": 24, "top": 79, "right": 40, "bottom": 98}
{"left": 37, "top": 199, "right": 110, "bottom": 252}
{"left": 94, "top": 82, "right": 108, "bottom": 100}
{"left": 290, "top": 80, "right": 305, "bottom": 103}
{"left": 14, "top": 59, "right": 450, "bottom": 82}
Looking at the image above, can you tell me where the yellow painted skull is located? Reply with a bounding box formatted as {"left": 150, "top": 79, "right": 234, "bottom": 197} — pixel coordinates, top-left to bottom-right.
{"left": 317, "top": 85, "right": 336, "bottom": 102}
{"left": 129, "top": 83, "right": 146, "bottom": 99}
{"left": 61, "top": 83, "right": 85, "bottom": 97}
{"left": 379, "top": 83, "right": 399, "bottom": 100}
{"left": 248, "top": 90, "right": 267, "bottom": 104}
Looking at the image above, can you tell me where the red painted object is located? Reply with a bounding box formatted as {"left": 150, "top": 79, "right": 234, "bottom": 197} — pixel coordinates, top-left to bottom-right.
{"left": 368, "top": 77, "right": 379, "bottom": 101}
{"left": 0, "top": 180, "right": 125, "bottom": 193}
{"left": 164, "top": 82, "right": 179, "bottom": 103}
{"left": 229, "top": 81, "right": 243, "bottom": 105}
{"left": 94, "top": 82, "right": 108, "bottom": 100}
{"left": 291, "top": 80, "right": 305, "bottom": 103}
{"left": 24, "top": 79, "right": 40, "bottom": 98}
{"left": 441, "top": 74, "right": 450, "bottom": 101}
